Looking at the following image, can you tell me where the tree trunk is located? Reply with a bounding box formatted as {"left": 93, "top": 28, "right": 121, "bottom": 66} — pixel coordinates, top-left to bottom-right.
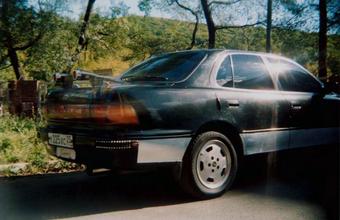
{"left": 318, "top": 0, "right": 327, "bottom": 79}
{"left": 201, "top": 0, "right": 216, "bottom": 49}
{"left": 4, "top": 30, "right": 23, "bottom": 80}
{"left": 65, "top": 0, "right": 96, "bottom": 73}
{"left": 266, "top": 0, "right": 272, "bottom": 53}
{"left": 1, "top": 0, "right": 23, "bottom": 80}
{"left": 7, "top": 46, "right": 23, "bottom": 80}
{"left": 187, "top": 15, "right": 199, "bottom": 50}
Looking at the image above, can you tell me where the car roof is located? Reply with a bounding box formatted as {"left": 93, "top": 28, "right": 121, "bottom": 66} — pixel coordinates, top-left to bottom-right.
{"left": 167, "top": 49, "right": 285, "bottom": 59}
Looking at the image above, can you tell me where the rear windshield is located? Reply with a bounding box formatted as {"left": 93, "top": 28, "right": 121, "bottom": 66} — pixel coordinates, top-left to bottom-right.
{"left": 121, "top": 51, "right": 206, "bottom": 82}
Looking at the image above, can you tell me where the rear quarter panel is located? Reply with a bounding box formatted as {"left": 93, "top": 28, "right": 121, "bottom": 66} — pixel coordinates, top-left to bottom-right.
{"left": 116, "top": 85, "right": 238, "bottom": 136}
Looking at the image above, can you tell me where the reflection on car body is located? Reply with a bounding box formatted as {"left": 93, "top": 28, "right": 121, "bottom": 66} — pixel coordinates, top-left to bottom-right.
{"left": 39, "top": 49, "right": 340, "bottom": 198}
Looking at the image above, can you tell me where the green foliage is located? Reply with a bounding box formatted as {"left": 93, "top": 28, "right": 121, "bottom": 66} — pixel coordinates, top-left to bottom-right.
{"left": 6, "top": 154, "right": 19, "bottom": 163}
{"left": 111, "top": 1, "right": 130, "bottom": 18}
{"left": 0, "top": 114, "right": 49, "bottom": 165}
{"left": 0, "top": 12, "right": 339, "bottom": 80}
{"left": 0, "top": 68, "right": 16, "bottom": 81}
{"left": 0, "top": 1, "right": 37, "bottom": 49}
{"left": 0, "top": 0, "right": 65, "bottom": 79}
{"left": 0, "top": 114, "right": 84, "bottom": 176}
{"left": 122, "top": 16, "right": 192, "bottom": 64}
{"left": 28, "top": 146, "right": 47, "bottom": 168}
{"left": 0, "top": 138, "right": 11, "bottom": 152}
{"left": 138, "top": 0, "right": 152, "bottom": 16}
{"left": 118, "top": 16, "right": 339, "bottom": 76}
{"left": 328, "top": 35, "right": 340, "bottom": 75}
{"left": 25, "top": 16, "right": 79, "bottom": 80}
{"left": 86, "top": 13, "right": 124, "bottom": 60}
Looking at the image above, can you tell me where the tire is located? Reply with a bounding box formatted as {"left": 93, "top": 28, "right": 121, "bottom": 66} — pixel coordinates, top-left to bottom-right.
{"left": 180, "top": 131, "right": 239, "bottom": 199}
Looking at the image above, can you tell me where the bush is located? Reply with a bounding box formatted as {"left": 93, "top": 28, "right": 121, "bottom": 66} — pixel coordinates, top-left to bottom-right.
{"left": 28, "top": 146, "right": 47, "bottom": 168}
{"left": 0, "top": 114, "right": 83, "bottom": 176}
{"left": 0, "top": 114, "right": 49, "bottom": 165}
{"left": 0, "top": 138, "right": 11, "bottom": 152}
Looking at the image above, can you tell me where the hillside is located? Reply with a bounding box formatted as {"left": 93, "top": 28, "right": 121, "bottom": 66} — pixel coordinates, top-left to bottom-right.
{"left": 0, "top": 15, "right": 339, "bottom": 81}
{"left": 79, "top": 15, "right": 339, "bottom": 76}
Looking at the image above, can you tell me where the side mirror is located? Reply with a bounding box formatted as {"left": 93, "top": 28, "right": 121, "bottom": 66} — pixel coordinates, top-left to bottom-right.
{"left": 319, "top": 82, "right": 339, "bottom": 96}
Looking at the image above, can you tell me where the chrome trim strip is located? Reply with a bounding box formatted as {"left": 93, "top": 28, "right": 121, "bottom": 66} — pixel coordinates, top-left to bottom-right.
{"left": 290, "top": 127, "right": 339, "bottom": 148}
{"left": 241, "top": 130, "right": 289, "bottom": 155}
{"left": 96, "top": 145, "right": 132, "bottom": 150}
{"left": 241, "top": 127, "right": 339, "bottom": 155}
{"left": 96, "top": 140, "right": 135, "bottom": 144}
{"left": 242, "top": 127, "right": 291, "bottom": 133}
{"left": 137, "top": 137, "right": 191, "bottom": 163}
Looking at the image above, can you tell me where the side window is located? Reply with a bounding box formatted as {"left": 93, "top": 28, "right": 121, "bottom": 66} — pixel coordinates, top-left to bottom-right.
{"left": 267, "top": 58, "right": 322, "bottom": 93}
{"left": 232, "top": 54, "right": 274, "bottom": 90}
{"left": 216, "top": 56, "right": 233, "bottom": 87}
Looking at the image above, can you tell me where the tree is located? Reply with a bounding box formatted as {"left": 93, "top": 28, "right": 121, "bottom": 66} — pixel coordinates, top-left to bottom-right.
{"left": 266, "top": 0, "right": 308, "bottom": 54}
{"left": 24, "top": 16, "right": 79, "bottom": 80}
{"left": 327, "top": 0, "right": 340, "bottom": 34}
{"left": 199, "top": 0, "right": 263, "bottom": 48}
{"left": 138, "top": 0, "right": 152, "bottom": 16}
{"left": 122, "top": 16, "right": 190, "bottom": 63}
{"left": 200, "top": 0, "right": 215, "bottom": 48}
{"left": 266, "top": 0, "right": 272, "bottom": 52}
{"left": 168, "top": 0, "right": 200, "bottom": 49}
{"left": 141, "top": 0, "right": 264, "bottom": 49}
{"left": 318, "top": 0, "right": 327, "bottom": 79}
{"left": 0, "top": 0, "right": 60, "bottom": 80}
{"left": 65, "top": 0, "right": 96, "bottom": 73}
{"left": 111, "top": 1, "right": 130, "bottom": 18}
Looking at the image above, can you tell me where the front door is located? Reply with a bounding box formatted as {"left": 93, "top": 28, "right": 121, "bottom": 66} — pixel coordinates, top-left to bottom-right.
{"left": 265, "top": 57, "right": 339, "bottom": 148}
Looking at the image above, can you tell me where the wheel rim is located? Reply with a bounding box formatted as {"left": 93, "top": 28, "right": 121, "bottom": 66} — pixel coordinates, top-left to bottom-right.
{"left": 195, "top": 139, "right": 232, "bottom": 189}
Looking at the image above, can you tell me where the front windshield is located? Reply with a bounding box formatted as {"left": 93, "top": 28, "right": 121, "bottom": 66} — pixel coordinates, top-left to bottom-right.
{"left": 121, "top": 51, "right": 206, "bottom": 82}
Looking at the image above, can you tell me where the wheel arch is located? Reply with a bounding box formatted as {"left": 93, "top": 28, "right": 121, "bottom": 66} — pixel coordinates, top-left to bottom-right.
{"left": 188, "top": 120, "right": 244, "bottom": 157}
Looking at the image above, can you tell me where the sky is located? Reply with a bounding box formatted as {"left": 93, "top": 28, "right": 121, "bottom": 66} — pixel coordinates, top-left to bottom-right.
{"left": 63, "top": 0, "right": 169, "bottom": 19}
{"left": 55, "top": 0, "right": 266, "bottom": 28}
{"left": 27, "top": 0, "right": 324, "bottom": 33}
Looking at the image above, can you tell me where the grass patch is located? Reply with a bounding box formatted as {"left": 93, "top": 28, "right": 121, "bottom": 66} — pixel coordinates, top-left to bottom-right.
{"left": 0, "top": 113, "right": 48, "bottom": 165}
{"left": 0, "top": 114, "right": 83, "bottom": 176}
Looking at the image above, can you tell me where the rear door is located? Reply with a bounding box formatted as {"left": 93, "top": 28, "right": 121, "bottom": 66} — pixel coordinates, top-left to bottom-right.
{"left": 214, "top": 53, "right": 291, "bottom": 155}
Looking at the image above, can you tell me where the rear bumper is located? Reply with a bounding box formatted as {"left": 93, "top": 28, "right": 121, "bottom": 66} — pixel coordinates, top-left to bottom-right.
{"left": 39, "top": 127, "right": 191, "bottom": 169}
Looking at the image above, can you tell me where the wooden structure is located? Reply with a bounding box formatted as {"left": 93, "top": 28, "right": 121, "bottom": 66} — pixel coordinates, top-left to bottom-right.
{"left": 8, "top": 80, "right": 39, "bottom": 117}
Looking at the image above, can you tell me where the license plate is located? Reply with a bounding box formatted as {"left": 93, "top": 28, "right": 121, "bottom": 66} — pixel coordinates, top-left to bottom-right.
{"left": 48, "top": 133, "right": 73, "bottom": 148}
{"left": 56, "top": 147, "right": 76, "bottom": 160}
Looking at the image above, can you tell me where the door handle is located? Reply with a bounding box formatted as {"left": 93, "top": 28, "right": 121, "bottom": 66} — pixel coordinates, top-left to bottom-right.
{"left": 226, "top": 100, "right": 239, "bottom": 108}
{"left": 290, "top": 103, "right": 302, "bottom": 110}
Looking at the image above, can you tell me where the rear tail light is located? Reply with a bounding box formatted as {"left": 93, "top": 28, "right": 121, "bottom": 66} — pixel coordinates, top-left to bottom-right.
{"left": 45, "top": 104, "right": 139, "bottom": 125}
{"left": 92, "top": 104, "right": 139, "bottom": 125}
